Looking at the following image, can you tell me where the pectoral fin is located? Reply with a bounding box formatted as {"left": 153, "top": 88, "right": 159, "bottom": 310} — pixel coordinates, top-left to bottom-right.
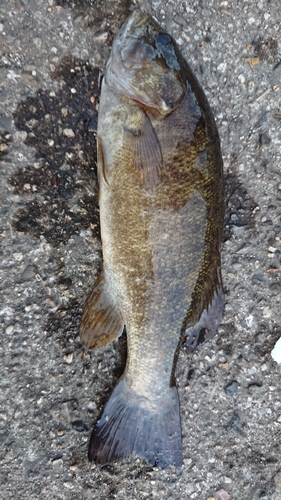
{"left": 80, "top": 271, "right": 124, "bottom": 349}
{"left": 184, "top": 269, "right": 225, "bottom": 348}
{"left": 124, "top": 110, "right": 163, "bottom": 189}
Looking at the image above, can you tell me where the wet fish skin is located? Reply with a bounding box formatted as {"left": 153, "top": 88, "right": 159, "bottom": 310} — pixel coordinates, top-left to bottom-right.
{"left": 80, "top": 9, "right": 224, "bottom": 468}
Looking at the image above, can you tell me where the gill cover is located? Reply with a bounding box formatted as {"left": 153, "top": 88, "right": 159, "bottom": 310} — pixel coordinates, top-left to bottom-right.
{"left": 105, "top": 9, "right": 186, "bottom": 115}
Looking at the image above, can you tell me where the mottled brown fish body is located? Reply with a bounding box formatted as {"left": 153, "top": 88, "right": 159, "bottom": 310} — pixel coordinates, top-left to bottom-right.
{"left": 80, "top": 9, "right": 224, "bottom": 468}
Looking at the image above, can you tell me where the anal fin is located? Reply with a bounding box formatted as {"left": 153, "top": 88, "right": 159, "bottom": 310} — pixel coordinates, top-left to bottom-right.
{"left": 80, "top": 271, "right": 124, "bottom": 349}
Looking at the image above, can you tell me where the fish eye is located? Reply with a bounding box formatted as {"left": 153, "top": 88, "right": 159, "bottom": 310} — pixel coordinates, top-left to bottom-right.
{"left": 157, "top": 33, "right": 172, "bottom": 45}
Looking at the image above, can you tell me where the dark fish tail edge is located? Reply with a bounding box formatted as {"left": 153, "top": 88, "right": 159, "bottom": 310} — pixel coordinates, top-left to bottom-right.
{"left": 88, "top": 378, "right": 182, "bottom": 469}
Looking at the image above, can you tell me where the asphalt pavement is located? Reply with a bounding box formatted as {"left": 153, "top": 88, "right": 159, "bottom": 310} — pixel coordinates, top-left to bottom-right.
{"left": 1, "top": 0, "right": 281, "bottom": 499}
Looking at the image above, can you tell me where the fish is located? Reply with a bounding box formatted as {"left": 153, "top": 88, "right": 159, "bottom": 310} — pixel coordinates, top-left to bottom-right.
{"left": 80, "top": 8, "right": 224, "bottom": 468}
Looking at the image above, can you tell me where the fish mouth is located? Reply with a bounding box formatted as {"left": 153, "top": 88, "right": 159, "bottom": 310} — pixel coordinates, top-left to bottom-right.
{"left": 105, "top": 9, "right": 186, "bottom": 115}
{"left": 128, "top": 9, "right": 150, "bottom": 29}
{"left": 118, "top": 9, "right": 155, "bottom": 40}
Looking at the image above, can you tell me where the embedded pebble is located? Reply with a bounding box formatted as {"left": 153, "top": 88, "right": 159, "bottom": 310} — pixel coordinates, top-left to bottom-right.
{"left": 262, "top": 307, "right": 272, "bottom": 318}
{"left": 64, "top": 353, "right": 73, "bottom": 364}
{"left": 96, "top": 32, "right": 108, "bottom": 43}
{"left": 73, "top": 15, "right": 83, "bottom": 24}
{"left": 63, "top": 482, "right": 74, "bottom": 490}
{"left": 63, "top": 128, "right": 75, "bottom": 137}
{"left": 216, "top": 489, "right": 231, "bottom": 500}
{"left": 52, "top": 458, "right": 63, "bottom": 469}
{"left": 218, "top": 361, "right": 229, "bottom": 369}
{"left": 87, "top": 402, "right": 97, "bottom": 411}
{"left": 21, "top": 265, "right": 36, "bottom": 281}
{"left": 61, "top": 107, "right": 68, "bottom": 117}
{"left": 14, "top": 130, "right": 27, "bottom": 141}
{"left": 13, "top": 252, "right": 23, "bottom": 261}
{"left": 225, "top": 381, "right": 238, "bottom": 396}
{"left": 224, "top": 477, "right": 232, "bottom": 484}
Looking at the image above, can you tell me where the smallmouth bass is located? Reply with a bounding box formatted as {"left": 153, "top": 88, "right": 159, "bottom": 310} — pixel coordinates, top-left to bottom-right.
{"left": 80, "top": 9, "right": 224, "bottom": 468}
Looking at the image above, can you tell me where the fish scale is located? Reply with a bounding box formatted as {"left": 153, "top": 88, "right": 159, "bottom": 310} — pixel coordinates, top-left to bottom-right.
{"left": 80, "top": 8, "right": 224, "bottom": 468}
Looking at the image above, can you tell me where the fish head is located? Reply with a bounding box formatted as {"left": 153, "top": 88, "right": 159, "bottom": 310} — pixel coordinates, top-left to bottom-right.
{"left": 104, "top": 9, "right": 186, "bottom": 115}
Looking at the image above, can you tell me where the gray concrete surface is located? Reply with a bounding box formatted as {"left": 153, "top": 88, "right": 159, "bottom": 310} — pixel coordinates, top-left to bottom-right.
{"left": 1, "top": 0, "right": 281, "bottom": 498}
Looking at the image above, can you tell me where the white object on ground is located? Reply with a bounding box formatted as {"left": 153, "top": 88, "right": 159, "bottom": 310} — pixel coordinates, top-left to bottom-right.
{"left": 271, "top": 337, "right": 281, "bottom": 363}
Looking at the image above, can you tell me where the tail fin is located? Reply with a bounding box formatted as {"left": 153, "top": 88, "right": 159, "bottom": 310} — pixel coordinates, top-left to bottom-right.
{"left": 88, "top": 378, "right": 182, "bottom": 468}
